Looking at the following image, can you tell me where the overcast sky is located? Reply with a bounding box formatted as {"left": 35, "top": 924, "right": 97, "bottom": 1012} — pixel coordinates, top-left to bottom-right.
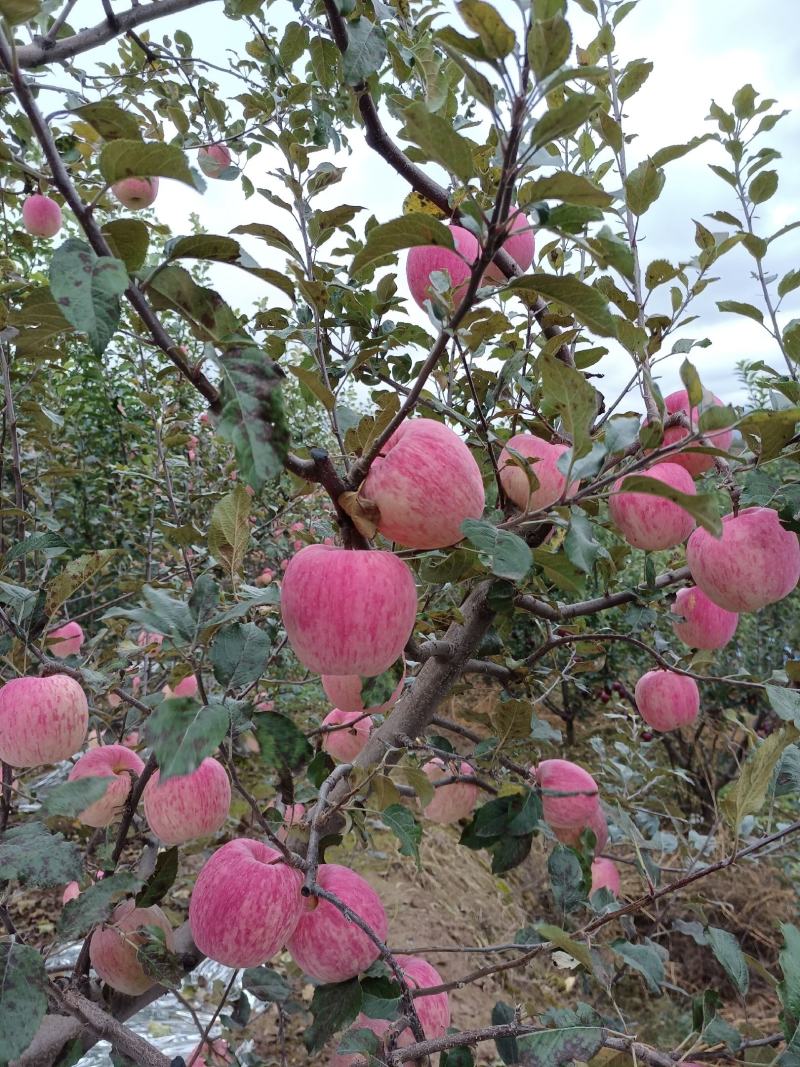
{"left": 86, "top": 0, "right": 800, "bottom": 412}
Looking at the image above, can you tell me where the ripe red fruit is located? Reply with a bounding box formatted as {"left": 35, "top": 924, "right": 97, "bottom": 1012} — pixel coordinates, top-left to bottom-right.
{"left": 591, "top": 857, "right": 621, "bottom": 896}
{"left": 143, "top": 757, "right": 231, "bottom": 845}
{"left": 321, "top": 709, "right": 373, "bottom": 763}
{"left": 421, "top": 758, "right": 480, "bottom": 824}
{"left": 406, "top": 225, "right": 479, "bottom": 309}
{"left": 609, "top": 462, "right": 697, "bottom": 551}
{"left": 660, "top": 389, "right": 734, "bottom": 477}
{"left": 321, "top": 668, "right": 404, "bottom": 713}
{"left": 46, "top": 620, "right": 85, "bottom": 657}
{"left": 0, "top": 674, "right": 88, "bottom": 768}
{"left": 634, "top": 670, "right": 700, "bottom": 732}
{"left": 22, "top": 193, "right": 62, "bottom": 237}
{"left": 90, "top": 900, "right": 174, "bottom": 995}
{"left": 482, "top": 209, "right": 535, "bottom": 283}
{"left": 498, "top": 434, "right": 578, "bottom": 512}
{"left": 535, "top": 759, "right": 600, "bottom": 830}
{"left": 198, "top": 143, "right": 232, "bottom": 178}
{"left": 671, "top": 586, "right": 739, "bottom": 649}
{"left": 68, "top": 744, "right": 145, "bottom": 827}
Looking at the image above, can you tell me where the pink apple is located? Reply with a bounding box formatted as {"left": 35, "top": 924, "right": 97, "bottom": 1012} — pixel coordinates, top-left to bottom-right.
{"left": 499, "top": 434, "right": 578, "bottom": 512}
{"left": 536, "top": 759, "right": 599, "bottom": 830}
{"left": 321, "top": 710, "right": 373, "bottom": 763}
{"left": 321, "top": 667, "right": 405, "bottom": 713}
{"left": 421, "top": 758, "right": 479, "bottom": 824}
{"left": 137, "top": 630, "right": 164, "bottom": 648}
{"left": 609, "top": 461, "right": 697, "bottom": 550}
{"left": 254, "top": 568, "right": 274, "bottom": 587}
{"left": 591, "top": 857, "right": 620, "bottom": 896}
{"left": 189, "top": 839, "right": 304, "bottom": 967}
{"left": 554, "top": 805, "right": 608, "bottom": 852}
{"left": 671, "top": 586, "right": 738, "bottom": 650}
{"left": 186, "top": 1038, "right": 232, "bottom": 1067}
{"left": 0, "top": 674, "right": 88, "bottom": 768}
{"left": 111, "top": 176, "right": 159, "bottom": 209}
{"left": 483, "top": 209, "right": 535, "bottom": 282}
{"left": 90, "top": 899, "right": 174, "bottom": 995}
{"left": 276, "top": 802, "right": 305, "bottom": 842}
{"left": 281, "top": 545, "right": 417, "bottom": 675}
{"left": 360, "top": 418, "right": 485, "bottom": 550}
{"left": 406, "top": 224, "right": 480, "bottom": 309}
{"left": 68, "top": 744, "right": 145, "bottom": 827}
{"left": 635, "top": 670, "right": 700, "bottom": 732}
{"left": 143, "top": 757, "right": 230, "bottom": 845}
{"left": 686, "top": 506, "right": 800, "bottom": 612}
{"left": 287, "top": 864, "right": 387, "bottom": 982}
{"left": 198, "top": 143, "right": 232, "bottom": 178}
{"left": 46, "top": 620, "right": 85, "bottom": 658}
{"left": 661, "top": 389, "right": 734, "bottom": 477}
{"left": 162, "top": 674, "right": 199, "bottom": 700}
{"left": 62, "top": 881, "right": 80, "bottom": 905}
{"left": 22, "top": 193, "right": 62, "bottom": 237}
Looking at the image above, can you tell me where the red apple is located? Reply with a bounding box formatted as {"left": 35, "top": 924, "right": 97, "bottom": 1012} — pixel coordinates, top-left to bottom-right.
{"left": 554, "top": 805, "right": 608, "bottom": 852}
{"left": 90, "top": 899, "right": 174, "bottom": 995}
{"left": 635, "top": 669, "right": 700, "bottom": 732}
{"left": 46, "top": 621, "right": 85, "bottom": 658}
{"left": 671, "top": 586, "right": 738, "bottom": 650}
{"left": 276, "top": 802, "right": 305, "bottom": 842}
{"left": 62, "top": 881, "right": 80, "bottom": 905}
{"left": 483, "top": 208, "right": 535, "bottom": 282}
{"left": 360, "top": 419, "right": 485, "bottom": 549}
{"left": 189, "top": 839, "right": 304, "bottom": 967}
{"left": 162, "top": 674, "right": 199, "bottom": 700}
{"left": 112, "top": 176, "right": 159, "bottom": 209}
{"left": 143, "top": 756, "right": 230, "bottom": 845}
{"left": 321, "top": 667, "right": 405, "bottom": 713}
{"left": 609, "top": 461, "right": 696, "bottom": 550}
{"left": 68, "top": 744, "right": 145, "bottom": 827}
{"left": 186, "top": 1038, "right": 232, "bottom": 1067}
{"left": 661, "top": 388, "right": 734, "bottom": 477}
{"left": 198, "top": 143, "right": 232, "bottom": 178}
{"left": 0, "top": 674, "right": 88, "bottom": 768}
{"left": 591, "top": 857, "right": 620, "bottom": 896}
{"left": 535, "top": 759, "right": 599, "bottom": 830}
{"left": 499, "top": 434, "right": 578, "bottom": 512}
{"left": 406, "top": 225, "right": 480, "bottom": 309}
{"left": 686, "top": 506, "right": 800, "bottom": 612}
{"left": 137, "top": 630, "right": 164, "bottom": 648}
{"left": 321, "top": 710, "right": 373, "bottom": 763}
{"left": 421, "top": 758, "right": 479, "bottom": 824}
{"left": 281, "top": 545, "right": 417, "bottom": 675}
{"left": 22, "top": 193, "right": 62, "bottom": 237}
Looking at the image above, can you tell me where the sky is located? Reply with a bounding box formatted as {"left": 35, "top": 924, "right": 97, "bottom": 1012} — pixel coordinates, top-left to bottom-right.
{"left": 72, "top": 0, "right": 800, "bottom": 413}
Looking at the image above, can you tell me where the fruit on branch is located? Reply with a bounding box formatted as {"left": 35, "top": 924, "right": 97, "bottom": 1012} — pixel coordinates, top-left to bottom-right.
{"left": 46, "top": 620, "right": 85, "bottom": 657}
{"left": 286, "top": 864, "right": 388, "bottom": 982}
{"left": 591, "top": 857, "right": 621, "bottom": 896}
{"left": 89, "top": 899, "right": 175, "bottom": 995}
{"left": 671, "top": 586, "right": 739, "bottom": 650}
{"left": 276, "top": 802, "right": 305, "bottom": 842}
{"left": 189, "top": 838, "right": 304, "bottom": 967}
{"left": 67, "top": 744, "right": 145, "bottom": 827}
{"left": 62, "top": 881, "right": 80, "bottom": 904}
{"left": 421, "top": 757, "right": 480, "bottom": 824}
{"left": 686, "top": 506, "right": 800, "bottom": 612}
{"left": 498, "top": 434, "right": 577, "bottom": 512}
{"left": 634, "top": 669, "right": 700, "bottom": 732}
{"left": 281, "top": 545, "right": 418, "bottom": 675}
{"left": 406, "top": 224, "right": 479, "bottom": 309}
{"left": 535, "top": 759, "right": 600, "bottom": 832}
{"left": 321, "top": 665, "right": 405, "bottom": 713}
{"left": 660, "top": 388, "right": 734, "bottom": 477}
{"left": 143, "top": 756, "right": 231, "bottom": 845}
{"left": 22, "top": 193, "right": 62, "bottom": 237}
{"left": 321, "top": 709, "right": 373, "bottom": 763}
{"left": 360, "top": 418, "right": 485, "bottom": 549}
{"left": 608, "top": 461, "right": 696, "bottom": 551}
{"left": 0, "top": 674, "right": 88, "bottom": 768}
{"left": 482, "top": 208, "right": 535, "bottom": 283}
{"left": 162, "top": 674, "right": 199, "bottom": 699}
{"left": 554, "top": 805, "right": 608, "bottom": 852}
{"left": 137, "top": 629, "right": 164, "bottom": 648}
{"left": 112, "top": 176, "right": 160, "bottom": 209}
{"left": 198, "top": 143, "right": 232, "bottom": 178}
{"left": 187, "top": 1038, "right": 232, "bottom": 1067}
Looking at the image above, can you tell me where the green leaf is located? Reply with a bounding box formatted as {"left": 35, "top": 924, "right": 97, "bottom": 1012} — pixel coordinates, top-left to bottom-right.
{"left": 716, "top": 299, "right": 764, "bottom": 324}
{"left": 101, "top": 219, "right": 150, "bottom": 272}
{"left": 342, "top": 18, "right": 387, "bottom": 85}
{"left": 0, "top": 942, "right": 48, "bottom": 1063}
{"left": 707, "top": 926, "right": 749, "bottom": 996}
{"left": 304, "top": 979, "right": 363, "bottom": 1053}
{"left": 45, "top": 548, "right": 117, "bottom": 619}
{"left": 616, "top": 474, "right": 721, "bottom": 535}
{"left": 0, "top": 0, "right": 41, "bottom": 24}
{"left": 721, "top": 725, "right": 799, "bottom": 829}
{"left": 532, "top": 95, "right": 601, "bottom": 147}
{"left": 611, "top": 938, "right": 666, "bottom": 993}
{"left": 381, "top": 803, "right": 422, "bottom": 867}
{"left": 517, "top": 1025, "right": 604, "bottom": 1067}
{"left": 59, "top": 872, "right": 142, "bottom": 939}
{"left": 99, "top": 139, "right": 199, "bottom": 189}
{"left": 105, "top": 584, "right": 195, "bottom": 645}
{"left": 148, "top": 264, "right": 241, "bottom": 342}
{"left": 519, "top": 171, "right": 612, "bottom": 208}
{"left": 493, "top": 1001, "right": 519, "bottom": 1065}
{"left": 767, "top": 686, "right": 800, "bottom": 727}
{"left": 41, "top": 777, "right": 111, "bottom": 819}
{"left": 537, "top": 923, "right": 593, "bottom": 972}
{"left": 136, "top": 925, "right": 185, "bottom": 986}
{"left": 352, "top": 213, "right": 455, "bottom": 276}
{"left": 679, "top": 358, "right": 704, "bottom": 407}
{"left": 0, "top": 822, "right": 82, "bottom": 887}
{"left": 4, "top": 531, "right": 68, "bottom": 565}
{"left": 509, "top": 274, "right": 615, "bottom": 337}
{"left": 49, "top": 240, "right": 128, "bottom": 356}
{"left": 136, "top": 848, "right": 179, "bottom": 908}
{"left": 490, "top": 832, "right": 533, "bottom": 873}
{"left": 143, "top": 697, "right": 230, "bottom": 782}
{"left": 548, "top": 846, "right": 587, "bottom": 914}
{"left": 72, "top": 100, "right": 143, "bottom": 141}
{"left": 749, "top": 169, "right": 778, "bottom": 204}
{"left": 539, "top": 351, "right": 598, "bottom": 458}
{"left": 457, "top": 0, "right": 515, "bottom": 58}
{"left": 402, "top": 101, "right": 476, "bottom": 182}
{"left": 624, "top": 158, "right": 666, "bottom": 216}
{"left": 604, "top": 414, "right": 640, "bottom": 453}
{"left": 564, "top": 507, "right": 609, "bottom": 574}
{"left": 779, "top": 924, "right": 800, "bottom": 1032}
{"left": 528, "top": 15, "right": 572, "bottom": 80}
{"left": 254, "top": 712, "right": 313, "bottom": 770}
{"left": 460, "top": 518, "right": 532, "bottom": 580}
{"left": 243, "top": 965, "right": 293, "bottom": 1003}
{"left": 208, "top": 485, "right": 252, "bottom": 578}
{"left": 779, "top": 270, "right": 800, "bottom": 300}
{"left": 211, "top": 622, "right": 269, "bottom": 690}
{"left": 618, "top": 59, "right": 653, "bottom": 101}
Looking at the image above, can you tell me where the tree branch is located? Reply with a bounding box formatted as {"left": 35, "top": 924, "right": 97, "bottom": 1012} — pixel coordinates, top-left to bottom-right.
{"left": 516, "top": 566, "right": 691, "bottom": 622}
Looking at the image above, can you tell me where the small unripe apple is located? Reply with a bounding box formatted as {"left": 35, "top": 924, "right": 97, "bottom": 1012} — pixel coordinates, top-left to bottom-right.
{"left": 0, "top": 674, "right": 88, "bottom": 768}
{"left": 660, "top": 388, "right": 734, "bottom": 477}
{"left": 143, "top": 756, "right": 230, "bottom": 845}
{"left": 112, "top": 176, "right": 160, "bottom": 209}
{"left": 671, "top": 586, "right": 738, "bottom": 650}
{"left": 90, "top": 899, "right": 174, "bottom": 995}
{"left": 421, "top": 758, "right": 479, "bottom": 824}
{"left": 499, "top": 434, "right": 578, "bottom": 512}
{"left": 22, "top": 193, "right": 62, "bottom": 237}
{"left": 321, "top": 667, "right": 405, "bottom": 713}
{"left": 198, "top": 143, "right": 232, "bottom": 178}
{"left": 406, "top": 225, "right": 480, "bottom": 309}
{"left": 635, "top": 669, "right": 699, "bottom": 732}
{"left": 483, "top": 208, "right": 535, "bottom": 282}
{"left": 68, "top": 744, "right": 145, "bottom": 827}
{"left": 189, "top": 838, "right": 304, "bottom": 967}
{"left": 46, "top": 621, "right": 85, "bottom": 658}
{"left": 286, "top": 864, "right": 387, "bottom": 982}
{"left": 281, "top": 545, "right": 417, "bottom": 676}
{"left": 591, "top": 857, "right": 620, "bottom": 896}
{"left": 686, "top": 506, "right": 800, "bottom": 612}
{"left": 609, "top": 461, "right": 696, "bottom": 550}
{"left": 535, "top": 759, "right": 599, "bottom": 830}
{"left": 321, "top": 710, "right": 373, "bottom": 763}
{"left": 162, "top": 674, "right": 199, "bottom": 700}
{"left": 360, "top": 418, "right": 485, "bottom": 550}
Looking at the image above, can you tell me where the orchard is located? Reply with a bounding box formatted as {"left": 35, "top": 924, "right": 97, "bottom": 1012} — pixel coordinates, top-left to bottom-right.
{"left": 1, "top": 1, "right": 800, "bottom": 1066}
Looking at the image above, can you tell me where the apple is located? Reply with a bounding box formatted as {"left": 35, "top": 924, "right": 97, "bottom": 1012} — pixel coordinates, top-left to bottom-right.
{"left": 554, "top": 805, "right": 608, "bottom": 852}
{"left": 46, "top": 621, "right": 85, "bottom": 658}
{"left": 321, "top": 710, "right": 373, "bottom": 763}
{"left": 609, "top": 461, "right": 697, "bottom": 550}
{"left": 198, "top": 143, "right": 232, "bottom": 178}
{"left": 111, "top": 176, "right": 160, "bottom": 209}
{"left": 499, "top": 434, "right": 578, "bottom": 512}
{"left": 189, "top": 838, "right": 304, "bottom": 967}
{"left": 90, "top": 899, "right": 174, "bottom": 995}
{"left": 162, "top": 674, "right": 199, "bottom": 700}
{"left": 591, "top": 857, "right": 620, "bottom": 896}
{"left": 62, "top": 881, "right": 80, "bottom": 905}
{"left": 254, "top": 568, "right": 274, "bottom": 587}
{"left": 421, "top": 758, "right": 479, "bottom": 824}
{"left": 634, "top": 669, "right": 700, "bottom": 732}
{"left": 660, "top": 388, "right": 734, "bottom": 477}
{"left": 686, "top": 506, "right": 800, "bottom": 612}
{"left": 287, "top": 863, "right": 388, "bottom": 982}
{"left": 281, "top": 545, "right": 418, "bottom": 675}
{"left": 321, "top": 666, "right": 405, "bottom": 713}
{"left": 143, "top": 756, "right": 231, "bottom": 845}
{"left": 68, "top": 744, "right": 145, "bottom": 827}
{"left": 22, "top": 193, "right": 62, "bottom": 237}
{"left": 137, "top": 630, "right": 164, "bottom": 650}
{"left": 671, "top": 586, "right": 738, "bottom": 650}
{"left": 360, "top": 419, "right": 485, "bottom": 550}
{"left": 406, "top": 224, "right": 480, "bottom": 309}
{"left": 0, "top": 674, "right": 88, "bottom": 768}
{"left": 186, "top": 1038, "right": 232, "bottom": 1067}
{"left": 535, "top": 759, "right": 599, "bottom": 830}
{"left": 276, "top": 802, "right": 305, "bottom": 842}
{"left": 483, "top": 208, "right": 535, "bottom": 282}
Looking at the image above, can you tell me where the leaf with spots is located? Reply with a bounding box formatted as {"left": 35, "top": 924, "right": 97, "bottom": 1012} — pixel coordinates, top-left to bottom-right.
{"left": 0, "top": 822, "right": 82, "bottom": 887}
{"left": 144, "top": 697, "right": 230, "bottom": 782}
{"left": 58, "top": 872, "right": 142, "bottom": 940}
{"left": 49, "top": 239, "right": 129, "bottom": 356}
{"left": 0, "top": 942, "right": 48, "bottom": 1063}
